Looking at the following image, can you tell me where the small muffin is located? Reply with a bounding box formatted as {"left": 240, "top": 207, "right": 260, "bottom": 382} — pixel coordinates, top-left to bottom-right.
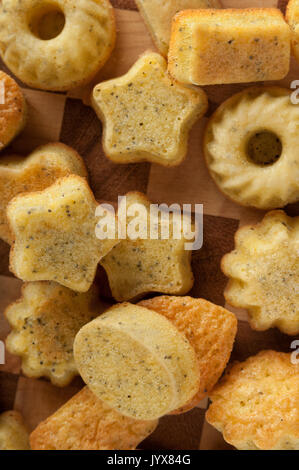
{"left": 30, "top": 386, "right": 158, "bottom": 450}
{"left": 74, "top": 303, "right": 201, "bottom": 420}
{"left": 92, "top": 52, "right": 207, "bottom": 166}
{"left": 7, "top": 175, "right": 118, "bottom": 292}
{"left": 5, "top": 282, "right": 105, "bottom": 386}
{"left": 206, "top": 351, "right": 299, "bottom": 450}
{"left": 286, "top": 0, "right": 299, "bottom": 65}
{"left": 135, "top": 0, "right": 222, "bottom": 56}
{"left": 0, "top": 411, "right": 30, "bottom": 450}
{"left": 204, "top": 87, "right": 299, "bottom": 210}
{"left": 0, "top": 71, "right": 26, "bottom": 151}
{"left": 222, "top": 211, "right": 299, "bottom": 336}
{"left": 0, "top": 142, "right": 87, "bottom": 244}
{"left": 139, "top": 296, "right": 237, "bottom": 414}
{"left": 168, "top": 8, "right": 290, "bottom": 85}
{"left": 100, "top": 192, "right": 195, "bottom": 301}
{"left": 0, "top": 0, "right": 116, "bottom": 91}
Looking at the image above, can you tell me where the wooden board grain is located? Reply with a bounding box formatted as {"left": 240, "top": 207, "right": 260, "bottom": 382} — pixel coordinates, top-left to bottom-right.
{"left": 0, "top": 0, "right": 298, "bottom": 451}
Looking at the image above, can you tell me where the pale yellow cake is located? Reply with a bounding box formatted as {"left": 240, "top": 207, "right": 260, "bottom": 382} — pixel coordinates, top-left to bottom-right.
{"left": 100, "top": 192, "right": 195, "bottom": 301}
{"left": 204, "top": 87, "right": 299, "bottom": 210}
{"left": 30, "top": 387, "right": 158, "bottom": 450}
{"left": 222, "top": 211, "right": 299, "bottom": 336}
{"left": 92, "top": 52, "right": 207, "bottom": 166}
{"left": 206, "top": 351, "right": 299, "bottom": 450}
{"left": 0, "top": 0, "right": 116, "bottom": 91}
{"left": 74, "top": 303, "right": 201, "bottom": 420}
{"left": 7, "top": 175, "right": 118, "bottom": 292}
{"left": 0, "top": 142, "right": 87, "bottom": 244}
{"left": 135, "top": 0, "right": 222, "bottom": 56}
{"left": 168, "top": 8, "right": 290, "bottom": 85}
{"left": 5, "top": 281, "right": 106, "bottom": 386}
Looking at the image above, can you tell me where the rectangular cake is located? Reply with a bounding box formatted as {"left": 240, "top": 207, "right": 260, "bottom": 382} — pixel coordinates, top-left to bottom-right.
{"left": 168, "top": 8, "right": 291, "bottom": 85}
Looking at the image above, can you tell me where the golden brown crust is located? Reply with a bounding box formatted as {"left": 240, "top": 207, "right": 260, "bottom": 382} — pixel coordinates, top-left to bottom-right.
{"left": 74, "top": 303, "right": 201, "bottom": 420}
{"left": 174, "top": 7, "right": 287, "bottom": 20}
{"left": 170, "top": 7, "right": 289, "bottom": 34}
{"left": 286, "top": 0, "right": 299, "bottom": 64}
{"left": 206, "top": 351, "right": 299, "bottom": 450}
{"left": 30, "top": 386, "right": 158, "bottom": 450}
{"left": 0, "top": 142, "right": 88, "bottom": 244}
{"left": 286, "top": 0, "right": 298, "bottom": 20}
{"left": 0, "top": 71, "right": 26, "bottom": 150}
{"left": 139, "top": 296, "right": 237, "bottom": 414}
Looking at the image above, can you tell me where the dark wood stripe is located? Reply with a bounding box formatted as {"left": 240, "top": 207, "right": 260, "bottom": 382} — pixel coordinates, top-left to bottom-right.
{"left": 110, "top": 0, "right": 138, "bottom": 10}
{"left": 142, "top": 408, "right": 206, "bottom": 450}
{"left": 231, "top": 320, "right": 294, "bottom": 364}
{"left": 190, "top": 214, "right": 239, "bottom": 307}
{"left": 0, "top": 371, "right": 19, "bottom": 412}
{"left": 285, "top": 201, "right": 299, "bottom": 217}
{"left": 0, "top": 242, "right": 11, "bottom": 277}
{"left": 277, "top": 0, "right": 288, "bottom": 15}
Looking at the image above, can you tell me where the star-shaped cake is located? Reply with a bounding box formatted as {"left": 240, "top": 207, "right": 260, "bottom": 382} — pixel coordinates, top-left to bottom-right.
{"left": 0, "top": 143, "right": 87, "bottom": 244}
{"left": 100, "top": 191, "right": 195, "bottom": 301}
{"left": 222, "top": 211, "right": 299, "bottom": 335}
{"left": 92, "top": 52, "right": 207, "bottom": 166}
{"left": 7, "top": 175, "right": 118, "bottom": 292}
{"left": 5, "top": 282, "right": 106, "bottom": 386}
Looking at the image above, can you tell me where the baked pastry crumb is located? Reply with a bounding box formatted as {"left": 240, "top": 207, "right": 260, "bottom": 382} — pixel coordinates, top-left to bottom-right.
{"left": 222, "top": 211, "right": 299, "bottom": 335}
{"left": 0, "top": 0, "right": 116, "bottom": 91}
{"left": 74, "top": 303, "right": 200, "bottom": 420}
{"left": 135, "top": 0, "right": 221, "bottom": 56}
{"left": 30, "top": 386, "right": 158, "bottom": 450}
{"left": 100, "top": 192, "right": 195, "bottom": 301}
{"left": 0, "top": 71, "right": 26, "bottom": 151}
{"left": 206, "top": 351, "right": 299, "bottom": 450}
{"left": 204, "top": 86, "right": 299, "bottom": 209}
{"left": 286, "top": 0, "right": 299, "bottom": 65}
{"left": 5, "top": 281, "right": 105, "bottom": 386}
{"left": 7, "top": 175, "right": 118, "bottom": 292}
{"left": 92, "top": 52, "right": 207, "bottom": 166}
{"left": 168, "top": 8, "right": 290, "bottom": 85}
{"left": 0, "top": 142, "right": 87, "bottom": 244}
{"left": 139, "top": 296, "right": 237, "bottom": 414}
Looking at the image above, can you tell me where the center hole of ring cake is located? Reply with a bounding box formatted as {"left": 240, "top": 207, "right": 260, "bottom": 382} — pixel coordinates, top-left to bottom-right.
{"left": 246, "top": 131, "right": 282, "bottom": 166}
{"left": 29, "top": 4, "right": 65, "bottom": 40}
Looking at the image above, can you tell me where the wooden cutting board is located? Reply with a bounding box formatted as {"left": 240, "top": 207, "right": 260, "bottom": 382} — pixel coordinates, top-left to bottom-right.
{"left": 0, "top": 0, "right": 297, "bottom": 450}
